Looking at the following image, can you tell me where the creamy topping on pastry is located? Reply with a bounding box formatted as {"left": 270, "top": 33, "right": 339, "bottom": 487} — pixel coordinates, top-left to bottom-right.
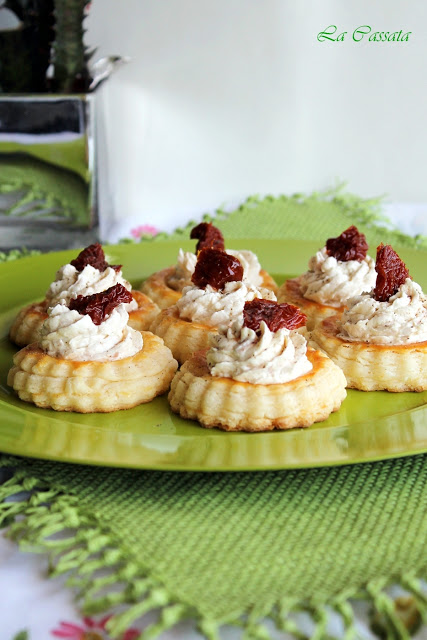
{"left": 167, "top": 249, "right": 263, "bottom": 290}
{"left": 299, "top": 247, "right": 376, "bottom": 307}
{"left": 167, "top": 249, "right": 198, "bottom": 290}
{"left": 176, "top": 281, "right": 276, "bottom": 327}
{"left": 45, "top": 264, "right": 137, "bottom": 311}
{"left": 226, "top": 250, "right": 263, "bottom": 287}
{"left": 338, "top": 279, "right": 427, "bottom": 345}
{"left": 40, "top": 303, "right": 142, "bottom": 361}
{"left": 207, "top": 319, "right": 312, "bottom": 384}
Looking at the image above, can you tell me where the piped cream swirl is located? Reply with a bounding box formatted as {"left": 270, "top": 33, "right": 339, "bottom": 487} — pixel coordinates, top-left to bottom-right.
{"left": 45, "top": 263, "right": 137, "bottom": 311}
{"left": 338, "top": 279, "right": 427, "bottom": 345}
{"left": 176, "top": 281, "right": 276, "bottom": 327}
{"left": 167, "top": 250, "right": 198, "bottom": 291}
{"left": 227, "top": 250, "right": 263, "bottom": 286}
{"left": 207, "top": 320, "right": 312, "bottom": 384}
{"left": 40, "top": 303, "right": 143, "bottom": 361}
{"left": 167, "top": 249, "right": 263, "bottom": 290}
{"left": 299, "top": 247, "right": 376, "bottom": 307}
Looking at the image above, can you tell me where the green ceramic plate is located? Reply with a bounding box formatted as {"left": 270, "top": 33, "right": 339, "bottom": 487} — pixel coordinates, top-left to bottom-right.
{"left": 0, "top": 240, "right": 426, "bottom": 471}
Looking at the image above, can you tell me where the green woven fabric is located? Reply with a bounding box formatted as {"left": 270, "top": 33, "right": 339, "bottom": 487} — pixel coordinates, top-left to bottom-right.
{"left": 1, "top": 190, "right": 427, "bottom": 639}
{"left": 144, "top": 187, "right": 427, "bottom": 250}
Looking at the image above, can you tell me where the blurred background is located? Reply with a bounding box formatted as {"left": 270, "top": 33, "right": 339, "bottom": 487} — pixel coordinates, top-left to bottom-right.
{"left": 0, "top": 0, "right": 426, "bottom": 245}
{"left": 84, "top": 0, "right": 427, "bottom": 240}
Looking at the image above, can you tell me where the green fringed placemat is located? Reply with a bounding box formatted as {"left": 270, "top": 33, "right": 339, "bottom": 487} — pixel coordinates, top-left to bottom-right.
{"left": 1, "top": 455, "right": 426, "bottom": 639}
{"left": 1, "top": 189, "right": 427, "bottom": 639}
{"left": 140, "top": 186, "right": 427, "bottom": 250}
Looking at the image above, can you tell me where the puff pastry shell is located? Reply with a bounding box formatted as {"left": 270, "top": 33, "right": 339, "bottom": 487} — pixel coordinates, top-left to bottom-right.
{"left": 9, "top": 291, "right": 159, "bottom": 348}
{"left": 168, "top": 347, "right": 347, "bottom": 431}
{"left": 149, "top": 306, "right": 217, "bottom": 364}
{"left": 8, "top": 331, "right": 177, "bottom": 413}
{"left": 142, "top": 266, "right": 277, "bottom": 310}
{"left": 277, "top": 277, "right": 345, "bottom": 330}
{"left": 311, "top": 315, "right": 427, "bottom": 392}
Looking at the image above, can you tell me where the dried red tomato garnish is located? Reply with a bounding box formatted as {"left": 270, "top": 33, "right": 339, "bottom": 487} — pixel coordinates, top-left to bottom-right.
{"left": 191, "top": 248, "right": 243, "bottom": 290}
{"left": 325, "top": 225, "right": 368, "bottom": 262}
{"left": 243, "top": 299, "right": 307, "bottom": 334}
{"left": 70, "top": 243, "right": 121, "bottom": 273}
{"left": 190, "top": 222, "right": 225, "bottom": 253}
{"left": 373, "top": 243, "right": 410, "bottom": 302}
{"left": 69, "top": 283, "right": 133, "bottom": 325}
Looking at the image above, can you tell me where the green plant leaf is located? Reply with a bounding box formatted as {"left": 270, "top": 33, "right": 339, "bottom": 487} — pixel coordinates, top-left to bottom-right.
{"left": 12, "top": 631, "right": 29, "bottom": 640}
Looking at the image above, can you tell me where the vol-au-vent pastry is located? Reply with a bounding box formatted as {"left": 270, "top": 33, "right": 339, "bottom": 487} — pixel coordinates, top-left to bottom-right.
{"left": 312, "top": 244, "right": 427, "bottom": 391}
{"left": 9, "top": 243, "right": 159, "bottom": 347}
{"left": 141, "top": 222, "right": 277, "bottom": 309}
{"left": 168, "top": 298, "right": 347, "bottom": 431}
{"left": 8, "top": 284, "right": 177, "bottom": 413}
{"left": 278, "top": 226, "right": 376, "bottom": 329}
{"left": 150, "top": 247, "right": 277, "bottom": 364}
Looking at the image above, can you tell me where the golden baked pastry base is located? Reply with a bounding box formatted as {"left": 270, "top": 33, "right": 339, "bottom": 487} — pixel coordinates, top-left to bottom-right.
{"left": 260, "top": 269, "right": 278, "bottom": 293}
{"left": 7, "top": 331, "right": 178, "bottom": 413}
{"left": 311, "top": 315, "right": 427, "bottom": 392}
{"left": 9, "top": 291, "right": 158, "bottom": 347}
{"left": 150, "top": 306, "right": 217, "bottom": 364}
{"left": 9, "top": 300, "right": 48, "bottom": 347}
{"left": 277, "top": 277, "right": 344, "bottom": 330}
{"left": 168, "top": 348, "right": 347, "bottom": 432}
{"left": 140, "top": 266, "right": 182, "bottom": 309}
{"left": 128, "top": 290, "right": 160, "bottom": 331}
{"left": 141, "top": 266, "right": 278, "bottom": 310}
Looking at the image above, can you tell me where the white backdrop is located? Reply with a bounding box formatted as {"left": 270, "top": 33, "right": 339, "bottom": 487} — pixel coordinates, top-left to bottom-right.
{"left": 86, "top": 0, "right": 427, "bottom": 237}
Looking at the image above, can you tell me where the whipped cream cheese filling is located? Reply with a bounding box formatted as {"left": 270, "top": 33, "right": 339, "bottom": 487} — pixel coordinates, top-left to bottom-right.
{"left": 227, "top": 250, "right": 263, "bottom": 287}
{"left": 167, "top": 250, "right": 198, "bottom": 290}
{"left": 338, "top": 279, "right": 427, "bottom": 345}
{"left": 207, "top": 320, "right": 312, "bottom": 384}
{"left": 299, "top": 247, "right": 376, "bottom": 307}
{"left": 176, "top": 281, "right": 276, "bottom": 327}
{"left": 167, "top": 249, "right": 263, "bottom": 290}
{"left": 40, "top": 303, "right": 143, "bottom": 361}
{"left": 45, "top": 264, "right": 137, "bottom": 311}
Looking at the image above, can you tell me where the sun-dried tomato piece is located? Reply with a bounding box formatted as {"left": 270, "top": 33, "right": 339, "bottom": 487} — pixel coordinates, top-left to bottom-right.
{"left": 70, "top": 243, "right": 121, "bottom": 273}
{"left": 190, "top": 222, "right": 225, "bottom": 253}
{"left": 325, "top": 225, "right": 368, "bottom": 262}
{"left": 191, "top": 248, "right": 243, "bottom": 290}
{"left": 70, "top": 243, "right": 108, "bottom": 271}
{"left": 373, "top": 244, "right": 410, "bottom": 302}
{"left": 69, "top": 283, "right": 133, "bottom": 325}
{"left": 243, "top": 299, "right": 307, "bottom": 334}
